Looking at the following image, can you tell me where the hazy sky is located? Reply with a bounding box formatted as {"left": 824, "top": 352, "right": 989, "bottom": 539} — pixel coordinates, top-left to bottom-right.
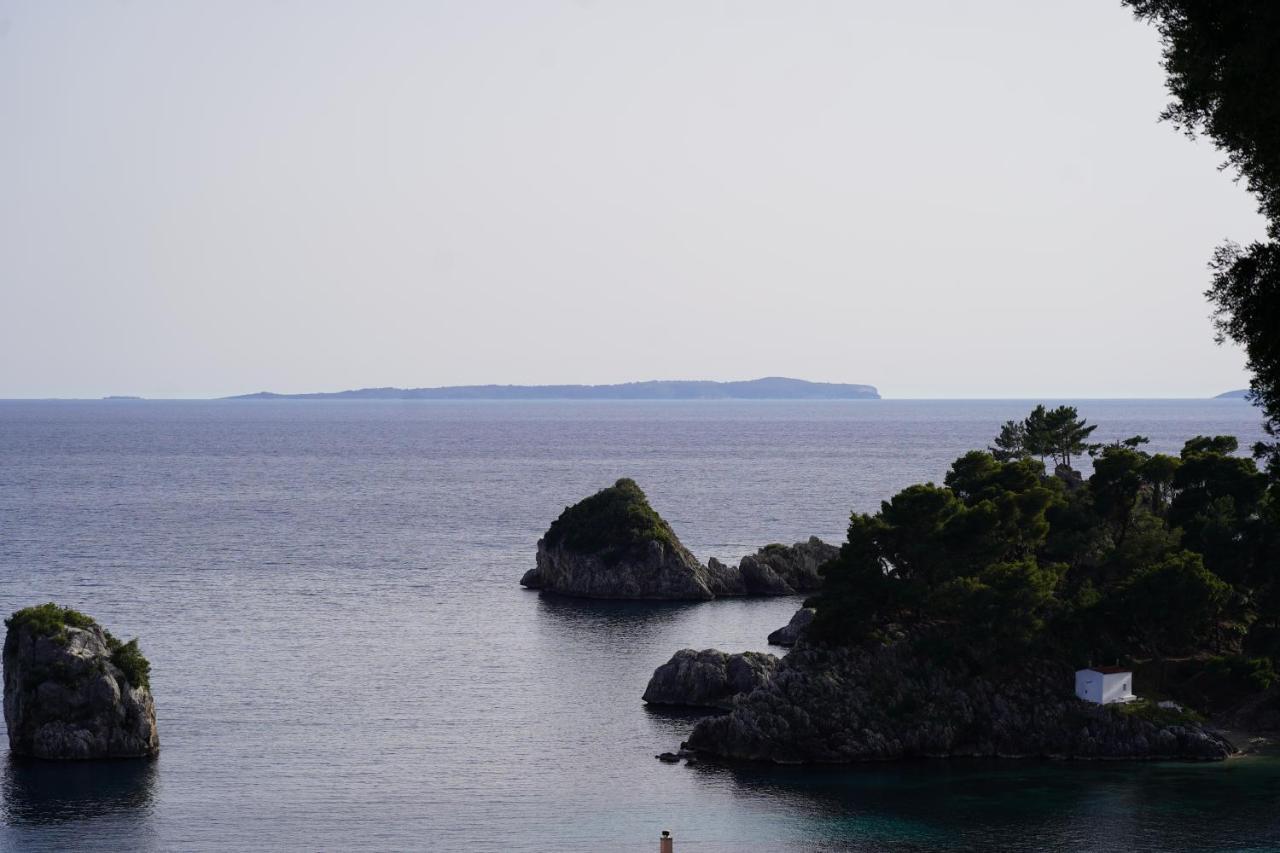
{"left": 0, "top": 1, "right": 1267, "bottom": 398}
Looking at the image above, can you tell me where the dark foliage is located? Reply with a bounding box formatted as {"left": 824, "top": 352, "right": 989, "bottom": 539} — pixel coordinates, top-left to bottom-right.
{"left": 6, "top": 603, "right": 99, "bottom": 643}
{"left": 5, "top": 603, "right": 152, "bottom": 689}
{"left": 1126, "top": 1, "right": 1280, "bottom": 475}
{"left": 542, "top": 478, "right": 680, "bottom": 554}
{"left": 810, "top": 409, "right": 1278, "bottom": 687}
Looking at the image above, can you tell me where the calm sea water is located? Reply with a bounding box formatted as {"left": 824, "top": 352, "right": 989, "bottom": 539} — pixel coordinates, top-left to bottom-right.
{"left": 1, "top": 398, "right": 1277, "bottom": 852}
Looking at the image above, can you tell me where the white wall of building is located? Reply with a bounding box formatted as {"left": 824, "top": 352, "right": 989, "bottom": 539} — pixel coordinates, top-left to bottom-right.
{"left": 1075, "top": 669, "right": 1135, "bottom": 704}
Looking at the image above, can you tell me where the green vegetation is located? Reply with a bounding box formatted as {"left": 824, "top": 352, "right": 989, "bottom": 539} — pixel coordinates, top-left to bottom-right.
{"left": 107, "top": 637, "right": 151, "bottom": 690}
{"left": 1115, "top": 698, "right": 1205, "bottom": 727}
{"left": 988, "top": 405, "right": 1098, "bottom": 468}
{"left": 6, "top": 603, "right": 152, "bottom": 689}
{"left": 543, "top": 478, "right": 681, "bottom": 555}
{"left": 6, "top": 603, "right": 99, "bottom": 642}
{"left": 809, "top": 410, "right": 1280, "bottom": 696}
{"left": 1125, "top": 2, "right": 1280, "bottom": 478}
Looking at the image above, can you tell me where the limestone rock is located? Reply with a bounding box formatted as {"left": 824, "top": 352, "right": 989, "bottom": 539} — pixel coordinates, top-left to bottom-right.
{"left": 686, "top": 639, "right": 1234, "bottom": 763}
{"left": 520, "top": 479, "right": 716, "bottom": 600}
{"left": 520, "top": 479, "right": 838, "bottom": 600}
{"left": 642, "top": 648, "right": 779, "bottom": 709}
{"left": 703, "top": 557, "right": 748, "bottom": 597}
{"left": 4, "top": 605, "right": 159, "bottom": 760}
{"left": 767, "top": 607, "right": 816, "bottom": 647}
{"left": 735, "top": 538, "right": 839, "bottom": 595}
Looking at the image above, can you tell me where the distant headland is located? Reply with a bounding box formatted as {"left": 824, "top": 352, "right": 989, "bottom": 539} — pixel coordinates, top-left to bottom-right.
{"left": 225, "top": 377, "right": 880, "bottom": 401}
{"left": 1216, "top": 389, "right": 1251, "bottom": 399}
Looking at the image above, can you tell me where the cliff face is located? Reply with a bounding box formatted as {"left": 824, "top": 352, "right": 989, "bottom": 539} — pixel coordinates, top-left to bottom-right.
{"left": 736, "top": 538, "right": 838, "bottom": 595}
{"left": 767, "top": 607, "right": 816, "bottom": 647}
{"left": 4, "top": 615, "right": 159, "bottom": 760}
{"left": 522, "top": 538, "right": 717, "bottom": 600}
{"left": 686, "top": 640, "right": 1234, "bottom": 763}
{"left": 642, "top": 649, "right": 779, "bottom": 709}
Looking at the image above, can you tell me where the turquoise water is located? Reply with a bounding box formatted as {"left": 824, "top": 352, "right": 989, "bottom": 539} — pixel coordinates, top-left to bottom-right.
{"left": 1, "top": 398, "right": 1276, "bottom": 851}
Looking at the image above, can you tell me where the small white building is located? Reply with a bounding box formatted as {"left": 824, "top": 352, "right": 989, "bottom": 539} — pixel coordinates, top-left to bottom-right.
{"left": 1074, "top": 666, "right": 1136, "bottom": 705}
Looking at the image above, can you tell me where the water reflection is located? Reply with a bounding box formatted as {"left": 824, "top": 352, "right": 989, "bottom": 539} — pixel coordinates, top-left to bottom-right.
{"left": 532, "top": 591, "right": 705, "bottom": 640}
{"left": 687, "top": 757, "right": 1280, "bottom": 852}
{"left": 1, "top": 755, "right": 158, "bottom": 827}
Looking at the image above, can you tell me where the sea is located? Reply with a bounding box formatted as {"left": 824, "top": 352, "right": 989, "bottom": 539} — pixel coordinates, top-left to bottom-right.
{"left": 1, "top": 398, "right": 1277, "bottom": 852}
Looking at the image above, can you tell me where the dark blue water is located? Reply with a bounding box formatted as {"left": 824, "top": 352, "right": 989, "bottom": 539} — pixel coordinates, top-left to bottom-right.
{"left": 1, "top": 399, "right": 1276, "bottom": 851}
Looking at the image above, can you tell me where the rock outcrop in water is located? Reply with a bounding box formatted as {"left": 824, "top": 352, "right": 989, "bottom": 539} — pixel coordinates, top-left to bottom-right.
{"left": 767, "top": 607, "right": 816, "bottom": 647}
{"left": 521, "top": 479, "right": 838, "bottom": 600}
{"left": 3, "top": 604, "right": 159, "bottom": 760}
{"left": 642, "top": 649, "right": 779, "bottom": 709}
{"left": 520, "top": 479, "right": 720, "bottom": 600}
{"left": 742, "top": 538, "right": 838, "bottom": 594}
{"left": 685, "top": 638, "right": 1234, "bottom": 763}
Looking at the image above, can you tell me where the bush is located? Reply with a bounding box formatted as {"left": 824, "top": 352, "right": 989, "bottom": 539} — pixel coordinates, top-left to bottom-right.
{"left": 107, "top": 637, "right": 151, "bottom": 690}
{"left": 1116, "top": 698, "right": 1205, "bottom": 726}
{"left": 1205, "top": 655, "right": 1277, "bottom": 693}
{"left": 6, "top": 603, "right": 152, "bottom": 690}
{"left": 543, "top": 478, "right": 680, "bottom": 554}
{"left": 6, "top": 603, "right": 99, "bottom": 643}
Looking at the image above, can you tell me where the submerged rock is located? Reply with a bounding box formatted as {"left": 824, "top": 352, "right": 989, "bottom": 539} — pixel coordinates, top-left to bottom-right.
{"left": 686, "top": 639, "right": 1234, "bottom": 763}
{"left": 3, "top": 604, "right": 159, "bottom": 760}
{"left": 767, "top": 607, "right": 816, "bottom": 647}
{"left": 642, "top": 648, "right": 779, "bottom": 709}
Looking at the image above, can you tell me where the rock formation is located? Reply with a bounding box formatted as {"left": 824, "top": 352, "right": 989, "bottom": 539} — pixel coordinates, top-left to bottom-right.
{"left": 767, "top": 607, "right": 816, "bottom": 647}
{"left": 686, "top": 639, "right": 1234, "bottom": 762}
{"left": 736, "top": 538, "right": 838, "bottom": 595}
{"left": 520, "top": 479, "right": 720, "bottom": 599}
{"left": 4, "top": 604, "right": 159, "bottom": 760}
{"left": 521, "top": 479, "right": 839, "bottom": 600}
{"left": 642, "top": 649, "right": 779, "bottom": 710}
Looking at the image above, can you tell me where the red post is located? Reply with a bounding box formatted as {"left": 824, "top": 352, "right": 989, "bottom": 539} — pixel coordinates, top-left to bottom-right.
{"left": 659, "top": 829, "right": 674, "bottom": 853}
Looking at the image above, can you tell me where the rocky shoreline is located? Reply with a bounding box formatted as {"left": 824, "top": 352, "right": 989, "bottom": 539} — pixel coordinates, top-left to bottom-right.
{"left": 642, "top": 649, "right": 779, "bottom": 710}
{"left": 678, "top": 639, "right": 1234, "bottom": 763}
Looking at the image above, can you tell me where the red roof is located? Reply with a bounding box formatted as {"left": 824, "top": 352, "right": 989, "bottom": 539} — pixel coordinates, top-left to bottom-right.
{"left": 1086, "top": 666, "right": 1131, "bottom": 674}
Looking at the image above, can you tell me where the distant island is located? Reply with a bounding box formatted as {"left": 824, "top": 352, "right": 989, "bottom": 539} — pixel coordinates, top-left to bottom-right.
{"left": 1216, "top": 389, "right": 1251, "bottom": 399}
{"left": 225, "top": 377, "right": 880, "bottom": 401}
{"left": 102, "top": 395, "right": 144, "bottom": 400}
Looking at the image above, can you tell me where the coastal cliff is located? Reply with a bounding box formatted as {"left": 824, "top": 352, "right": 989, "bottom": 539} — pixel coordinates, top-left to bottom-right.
{"left": 685, "top": 638, "right": 1234, "bottom": 763}
{"left": 4, "top": 604, "right": 159, "bottom": 760}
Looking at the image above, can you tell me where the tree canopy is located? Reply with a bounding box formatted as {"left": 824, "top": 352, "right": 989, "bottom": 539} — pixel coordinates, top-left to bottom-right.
{"left": 809, "top": 408, "right": 1280, "bottom": 677}
{"left": 1126, "top": 1, "right": 1280, "bottom": 476}
{"left": 986, "top": 405, "right": 1098, "bottom": 469}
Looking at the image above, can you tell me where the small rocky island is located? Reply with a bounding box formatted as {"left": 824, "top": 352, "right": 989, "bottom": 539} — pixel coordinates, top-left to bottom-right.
{"left": 520, "top": 478, "right": 838, "bottom": 600}
{"left": 4, "top": 604, "right": 159, "bottom": 760}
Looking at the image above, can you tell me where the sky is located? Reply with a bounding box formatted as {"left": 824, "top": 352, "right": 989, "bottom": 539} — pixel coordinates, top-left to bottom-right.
{"left": 0, "top": 0, "right": 1268, "bottom": 399}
